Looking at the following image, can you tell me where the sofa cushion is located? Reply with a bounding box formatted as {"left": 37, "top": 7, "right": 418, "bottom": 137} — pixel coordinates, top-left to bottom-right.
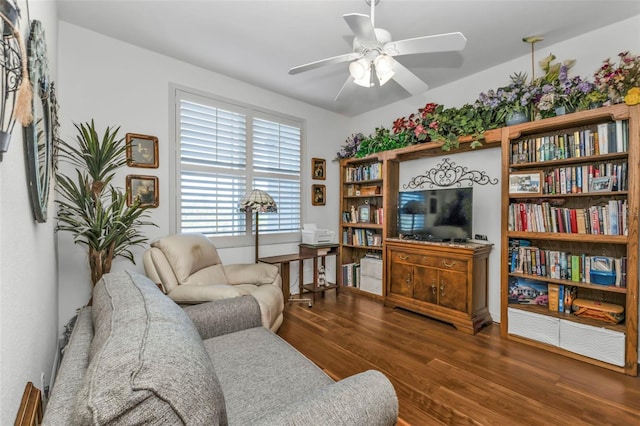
{"left": 152, "top": 233, "right": 226, "bottom": 286}
{"left": 42, "top": 308, "right": 94, "bottom": 426}
{"left": 203, "top": 327, "right": 333, "bottom": 424}
{"left": 75, "top": 270, "right": 227, "bottom": 425}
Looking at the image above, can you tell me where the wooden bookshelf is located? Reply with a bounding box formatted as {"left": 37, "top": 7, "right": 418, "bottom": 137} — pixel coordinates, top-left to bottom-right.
{"left": 500, "top": 104, "right": 639, "bottom": 376}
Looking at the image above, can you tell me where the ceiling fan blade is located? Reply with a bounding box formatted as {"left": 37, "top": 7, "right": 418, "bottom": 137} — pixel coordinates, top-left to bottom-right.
{"left": 288, "top": 52, "right": 361, "bottom": 75}
{"left": 384, "top": 32, "right": 467, "bottom": 57}
{"left": 334, "top": 76, "right": 356, "bottom": 101}
{"left": 343, "top": 13, "right": 377, "bottom": 43}
{"left": 392, "top": 62, "right": 429, "bottom": 95}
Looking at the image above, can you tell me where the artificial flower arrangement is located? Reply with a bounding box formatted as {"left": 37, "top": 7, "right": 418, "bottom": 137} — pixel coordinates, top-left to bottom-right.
{"left": 336, "top": 50, "right": 640, "bottom": 160}
{"left": 594, "top": 51, "right": 640, "bottom": 104}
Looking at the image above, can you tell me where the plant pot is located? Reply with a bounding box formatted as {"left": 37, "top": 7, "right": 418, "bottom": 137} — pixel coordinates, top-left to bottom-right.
{"left": 505, "top": 111, "right": 529, "bottom": 126}
{"left": 554, "top": 106, "right": 575, "bottom": 116}
{"left": 589, "top": 102, "right": 603, "bottom": 110}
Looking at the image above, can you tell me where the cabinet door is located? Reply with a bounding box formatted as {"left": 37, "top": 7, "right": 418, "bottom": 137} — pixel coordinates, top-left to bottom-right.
{"left": 412, "top": 265, "right": 438, "bottom": 304}
{"left": 389, "top": 261, "right": 413, "bottom": 297}
{"left": 438, "top": 269, "right": 467, "bottom": 312}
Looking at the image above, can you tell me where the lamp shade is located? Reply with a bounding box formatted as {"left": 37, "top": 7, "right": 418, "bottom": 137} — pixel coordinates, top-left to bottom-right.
{"left": 349, "top": 58, "right": 372, "bottom": 88}
{"left": 374, "top": 54, "right": 396, "bottom": 86}
{"left": 238, "top": 189, "right": 277, "bottom": 213}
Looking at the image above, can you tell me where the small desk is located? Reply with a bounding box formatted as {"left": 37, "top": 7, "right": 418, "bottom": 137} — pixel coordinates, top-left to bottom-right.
{"left": 258, "top": 243, "right": 339, "bottom": 303}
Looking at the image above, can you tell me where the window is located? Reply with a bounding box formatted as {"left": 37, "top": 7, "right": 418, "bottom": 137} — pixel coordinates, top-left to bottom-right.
{"left": 174, "top": 88, "right": 301, "bottom": 244}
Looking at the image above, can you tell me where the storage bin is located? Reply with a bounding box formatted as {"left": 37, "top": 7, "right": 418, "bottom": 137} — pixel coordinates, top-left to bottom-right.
{"left": 559, "top": 320, "right": 625, "bottom": 366}
{"left": 508, "top": 307, "right": 560, "bottom": 346}
{"left": 360, "top": 257, "right": 383, "bottom": 279}
{"left": 360, "top": 276, "right": 383, "bottom": 295}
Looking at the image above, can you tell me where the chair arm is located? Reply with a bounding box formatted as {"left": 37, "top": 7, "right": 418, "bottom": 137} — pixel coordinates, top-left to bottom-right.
{"left": 252, "top": 370, "right": 398, "bottom": 426}
{"left": 182, "top": 296, "right": 262, "bottom": 340}
{"left": 223, "top": 263, "right": 279, "bottom": 285}
{"left": 167, "top": 283, "right": 248, "bottom": 304}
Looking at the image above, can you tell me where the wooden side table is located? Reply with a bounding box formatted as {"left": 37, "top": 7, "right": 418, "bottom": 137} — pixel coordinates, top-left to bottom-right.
{"left": 258, "top": 253, "right": 315, "bottom": 307}
{"left": 298, "top": 243, "right": 340, "bottom": 301}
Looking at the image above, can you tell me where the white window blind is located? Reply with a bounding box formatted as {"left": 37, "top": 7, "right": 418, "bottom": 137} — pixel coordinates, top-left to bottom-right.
{"left": 176, "top": 90, "right": 301, "bottom": 240}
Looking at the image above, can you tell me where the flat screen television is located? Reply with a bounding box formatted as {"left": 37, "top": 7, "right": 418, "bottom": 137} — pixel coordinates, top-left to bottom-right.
{"left": 397, "top": 187, "right": 473, "bottom": 241}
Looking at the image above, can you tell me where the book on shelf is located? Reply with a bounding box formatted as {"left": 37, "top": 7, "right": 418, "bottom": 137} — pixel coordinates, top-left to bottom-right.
{"left": 512, "top": 120, "right": 628, "bottom": 164}
{"left": 344, "top": 162, "right": 382, "bottom": 183}
{"left": 508, "top": 201, "right": 628, "bottom": 236}
{"left": 510, "top": 244, "right": 625, "bottom": 287}
{"left": 548, "top": 284, "right": 559, "bottom": 311}
{"left": 341, "top": 263, "right": 360, "bottom": 288}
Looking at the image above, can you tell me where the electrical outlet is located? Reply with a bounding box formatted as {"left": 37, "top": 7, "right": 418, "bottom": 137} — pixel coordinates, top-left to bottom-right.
{"left": 474, "top": 234, "right": 488, "bottom": 241}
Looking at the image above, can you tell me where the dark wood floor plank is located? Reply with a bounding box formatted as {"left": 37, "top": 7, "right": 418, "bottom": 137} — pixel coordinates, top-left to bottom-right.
{"left": 277, "top": 292, "right": 640, "bottom": 425}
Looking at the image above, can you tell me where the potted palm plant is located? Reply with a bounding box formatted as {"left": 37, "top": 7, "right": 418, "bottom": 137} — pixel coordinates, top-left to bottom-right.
{"left": 55, "top": 120, "right": 155, "bottom": 292}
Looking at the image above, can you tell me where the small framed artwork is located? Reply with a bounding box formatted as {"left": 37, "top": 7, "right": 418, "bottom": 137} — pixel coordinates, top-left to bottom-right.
{"left": 312, "top": 184, "right": 326, "bottom": 205}
{"left": 358, "top": 203, "right": 371, "bottom": 223}
{"left": 590, "top": 176, "right": 613, "bottom": 192}
{"left": 126, "top": 175, "right": 159, "bottom": 207}
{"left": 312, "top": 158, "right": 326, "bottom": 180}
{"left": 126, "top": 133, "right": 158, "bottom": 168}
{"left": 509, "top": 171, "right": 542, "bottom": 195}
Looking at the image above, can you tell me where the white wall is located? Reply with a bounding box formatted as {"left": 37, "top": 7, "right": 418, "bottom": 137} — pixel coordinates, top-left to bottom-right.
{"left": 0, "top": 1, "right": 58, "bottom": 423}
{"left": 348, "top": 14, "right": 640, "bottom": 323}
{"left": 56, "top": 21, "right": 350, "bottom": 328}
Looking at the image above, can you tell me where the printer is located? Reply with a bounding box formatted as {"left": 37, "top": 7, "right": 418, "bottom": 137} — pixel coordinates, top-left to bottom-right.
{"left": 301, "top": 223, "right": 335, "bottom": 245}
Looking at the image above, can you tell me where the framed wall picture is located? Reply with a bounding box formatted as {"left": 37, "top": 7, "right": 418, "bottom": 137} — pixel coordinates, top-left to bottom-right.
{"left": 126, "top": 133, "right": 159, "bottom": 168}
{"left": 126, "top": 175, "right": 159, "bottom": 207}
{"left": 312, "top": 184, "right": 326, "bottom": 205}
{"left": 312, "top": 158, "right": 326, "bottom": 180}
{"left": 508, "top": 171, "right": 543, "bottom": 195}
{"left": 358, "top": 204, "right": 371, "bottom": 223}
{"left": 590, "top": 176, "right": 613, "bottom": 192}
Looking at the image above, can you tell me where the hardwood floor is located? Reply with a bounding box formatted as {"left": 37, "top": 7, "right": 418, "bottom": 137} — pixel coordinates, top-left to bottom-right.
{"left": 277, "top": 291, "right": 640, "bottom": 425}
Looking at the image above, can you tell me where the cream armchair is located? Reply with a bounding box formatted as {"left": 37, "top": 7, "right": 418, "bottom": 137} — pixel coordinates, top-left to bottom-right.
{"left": 143, "top": 233, "right": 284, "bottom": 332}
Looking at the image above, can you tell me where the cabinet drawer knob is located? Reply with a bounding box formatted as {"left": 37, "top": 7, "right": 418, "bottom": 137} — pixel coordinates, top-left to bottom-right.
{"left": 440, "top": 283, "right": 445, "bottom": 296}
{"left": 442, "top": 260, "right": 457, "bottom": 268}
{"left": 431, "top": 284, "right": 437, "bottom": 294}
{"left": 399, "top": 254, "right": 409, "bottom": 261}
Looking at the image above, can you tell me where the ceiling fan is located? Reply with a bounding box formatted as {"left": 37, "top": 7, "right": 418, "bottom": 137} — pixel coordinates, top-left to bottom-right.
{"left": 288, "top": 0, "right": 467, "bottom": 100}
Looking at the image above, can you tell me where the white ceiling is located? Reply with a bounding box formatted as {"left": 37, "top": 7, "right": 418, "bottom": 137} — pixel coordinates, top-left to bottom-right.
{"left": 57, "top": 0, "right": 640, "bottom": 117}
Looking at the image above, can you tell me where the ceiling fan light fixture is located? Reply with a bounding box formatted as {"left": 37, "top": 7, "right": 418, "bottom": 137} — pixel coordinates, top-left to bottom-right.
{"left": 374, "top": 54, "right": 395, "bottom": 86}
{"left": 350, "top": 58, "right": 373, "bottom": 87}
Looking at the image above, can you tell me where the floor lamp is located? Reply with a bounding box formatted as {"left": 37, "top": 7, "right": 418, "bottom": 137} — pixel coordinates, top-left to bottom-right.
{"left": 238, "top": 189, "right": 277, "bottom": 263}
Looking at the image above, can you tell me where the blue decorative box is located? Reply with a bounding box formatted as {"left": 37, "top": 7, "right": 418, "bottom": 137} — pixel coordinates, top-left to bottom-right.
{"left": 590, "top": 270, "right": 616, "bottom": 286}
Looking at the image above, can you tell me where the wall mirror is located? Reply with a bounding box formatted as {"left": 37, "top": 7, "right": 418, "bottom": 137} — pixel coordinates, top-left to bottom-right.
{"left": 23, "top": 20, "right": 53, "bottom": 223}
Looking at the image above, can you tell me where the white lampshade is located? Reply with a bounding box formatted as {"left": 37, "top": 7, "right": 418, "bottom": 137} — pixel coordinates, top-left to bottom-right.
{"left": 374, "top": 54, "right": 396, "bottom": 86}
{"left": 349, "top": 59, "right": 372, "bottom": 88}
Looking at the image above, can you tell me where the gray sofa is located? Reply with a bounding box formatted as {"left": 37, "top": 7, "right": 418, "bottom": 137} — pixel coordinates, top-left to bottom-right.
{"left": 43, "top": 270, "right": 398, "bottom": 425}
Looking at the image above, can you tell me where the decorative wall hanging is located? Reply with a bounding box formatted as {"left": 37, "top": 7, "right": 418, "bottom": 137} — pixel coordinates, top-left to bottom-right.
{"left": 403, "top": 157, "right": 498, "bottom": 189}
{"left": 127, "top": 174, "right": 159, "bottom": 208}
{"left": 126, "top": 133, "right": 158, "bottom": 168}
{"left": 312, "top": 184, "right": 325, "bottom": 205}
{"left": 23, "top": 19, "right": 52, "bottom": 223}
{"left": 312, "top": 157, "right": 325, "bottom": 180}
{"left": 0, "top": 0, "right": 32, "bottom": 162}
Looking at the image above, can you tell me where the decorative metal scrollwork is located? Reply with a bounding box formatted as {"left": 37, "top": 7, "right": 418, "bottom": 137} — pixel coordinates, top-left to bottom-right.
{"left": 403, "top": 157, "right": 498, "bottom": 189}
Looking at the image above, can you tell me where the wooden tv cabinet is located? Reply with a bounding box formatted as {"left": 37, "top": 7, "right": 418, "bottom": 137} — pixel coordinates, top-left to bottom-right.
{"left": 385, "top": 239, "right": 493, "bottom": 334}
